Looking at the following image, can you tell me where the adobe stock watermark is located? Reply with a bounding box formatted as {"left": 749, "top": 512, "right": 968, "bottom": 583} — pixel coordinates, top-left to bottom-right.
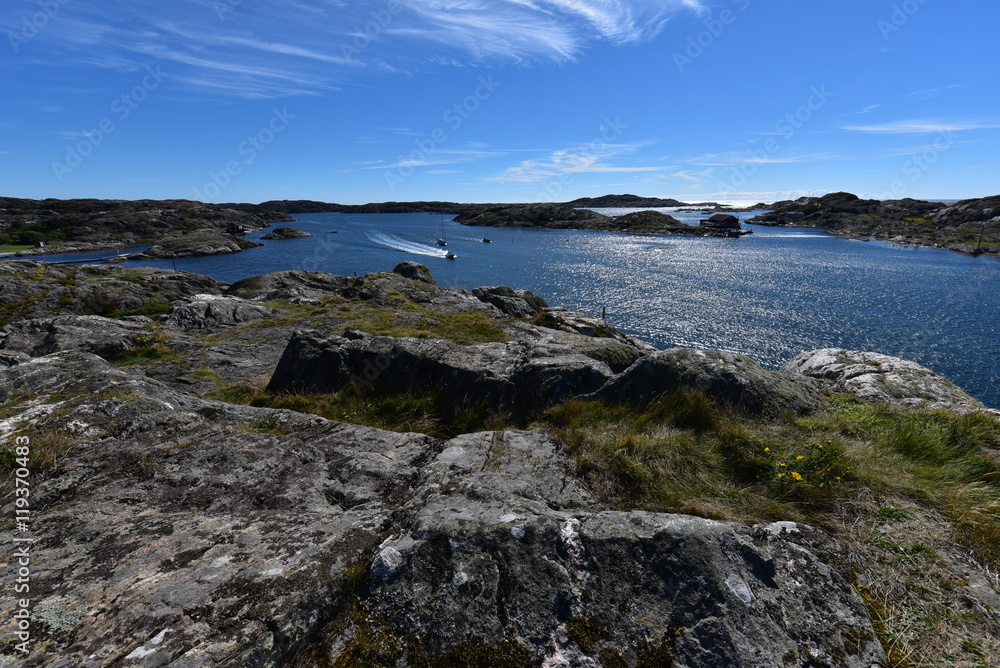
{"left": 193, "top": 107, "right": 295, "bottom": 201}
{"left": 534, "top": 117, "right": 628, "bottom": 203}
{"left": 340, "top": 0, "right": 404, "bottom": 60}
{"left": 7, "top": 434, "right": 34, "bottom": 655}
{"left": 51, "top": 64, "right": 166, "bottom": 182}
{"left": 8, "top": 0, "right": 70, "bottom": 53}
{"left": 874, "top": 130, "right": 956, "bottom": 200}
{"left": 878, "top": 0, "right": 930, "bottom": 40}
{"left": 714, "top": 85, "right": 833, "bottom": 193}
{"left": 383, "top": 74, "right": 501, "bottom": 192}
{"left": 673, "top": 0, "right": 751, "bottom": 73}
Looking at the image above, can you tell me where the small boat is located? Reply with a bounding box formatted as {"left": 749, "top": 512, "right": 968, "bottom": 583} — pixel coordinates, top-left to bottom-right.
{"left": 436, "top": 213, "right": 448, "bottom": 246}
{"left": 445, "top": 251, "right": 456, "bottom": 259}
{"left": 481, "top": 238, "right": 491, "bottom": 243}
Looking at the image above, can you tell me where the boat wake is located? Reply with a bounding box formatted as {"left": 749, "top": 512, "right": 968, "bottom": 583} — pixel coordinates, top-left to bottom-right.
{"left": 367, "top": 232, "right": 451, "bottom": 258}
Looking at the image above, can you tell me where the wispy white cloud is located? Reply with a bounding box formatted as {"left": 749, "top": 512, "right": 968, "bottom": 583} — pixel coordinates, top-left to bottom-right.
{"left": 699, "top": 189, "right": 830, "bottom": 203}
{"left": 882, "top": 140, "right": 974, "bottom": 157}
{"left": 670, "top": 167, "right": 714, "bottom": 182}
{"left": 838, "top": 104, "right": 880, "bottom": 117}
{"left": 843, "top": 119, "right": 1000, "bottom": 134}
{"left": 485, "top": 141, "right": 665, "bottom": 182}
{"left": 363, "top": 147, "right": 514, "bottom": 170}
{"left": 683, "top": 151, "right": 839, "bottom": 166}
{"left": 0, "top": 0, "right": 702, "bottom": 98}
{"left": 906, "top": 83, "right": 964, "bottom": 101}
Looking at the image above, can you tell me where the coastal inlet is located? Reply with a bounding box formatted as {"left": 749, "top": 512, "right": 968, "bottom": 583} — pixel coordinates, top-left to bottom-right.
{"left": 8, "top": 208, "right": 1000, "bottom": 407}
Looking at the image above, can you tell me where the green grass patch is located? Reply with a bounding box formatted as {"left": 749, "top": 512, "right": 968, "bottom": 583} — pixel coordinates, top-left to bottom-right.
{"left": 0, "top": 294, "right": 39, "bottom": 326}
{"left": 0, "top": 430, "right": 77, "bottom": 481}
{"left": 540, "top": 394, "right": 1000, "bottom": 557}
{"left": 200, "top": 300, "right": 327, "bottom": 344}
{"left": 541, "top": 393, "right": 1000, "bottom": 664}
{"left": 236, "top": 415, "right": 293, "bottom": 435}
{"left": 0, "top": 244, "right": 34, "bottom": 253}
{"left": 204, "top": 382, "right": 519, "bottom": 440}
{"left": 112, "top": 343, "right": 185, "bottom": 368}
{"left": 338, "top": 299, "right": 509, "bottom": 345}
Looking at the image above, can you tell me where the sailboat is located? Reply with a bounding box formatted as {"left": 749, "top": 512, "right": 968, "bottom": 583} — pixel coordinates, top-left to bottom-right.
{"left": 436, "top": 214, "right": 448, "bottom": 246}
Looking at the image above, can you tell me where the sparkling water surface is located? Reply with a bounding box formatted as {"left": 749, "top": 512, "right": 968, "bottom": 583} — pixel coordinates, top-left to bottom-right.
{"left": 13, "top": 209, "right": 1000, "bottom": 407}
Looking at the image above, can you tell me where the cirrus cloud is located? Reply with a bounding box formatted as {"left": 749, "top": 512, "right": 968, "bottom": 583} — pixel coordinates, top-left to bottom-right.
{"left": 0, "top": 0, "right": 703, "bottom": 98}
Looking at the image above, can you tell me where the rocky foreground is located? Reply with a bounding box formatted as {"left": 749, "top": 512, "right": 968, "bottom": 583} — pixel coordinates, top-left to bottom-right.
{"left": 0, "top": 261, "right": 998, "bottom": 666}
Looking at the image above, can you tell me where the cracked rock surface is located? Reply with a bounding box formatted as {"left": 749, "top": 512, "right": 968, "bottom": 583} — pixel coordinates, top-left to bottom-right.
{"left": 0, "top": 352, "right": 883, "bottom": 666}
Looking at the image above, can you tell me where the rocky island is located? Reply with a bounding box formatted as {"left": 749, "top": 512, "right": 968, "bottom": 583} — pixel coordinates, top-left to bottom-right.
{"left": 260, "top": 226, "right": 314, "bottom": 240}
{"left": 1, "top": 259, "right": 997, "bottom": 666}
{"left": 456, "top": 205, "right": 751, "bottom": 237}
{"left": 0, "top": 197, "right": 286, "bottom": 259}
{"left": 749, "top": 191, "right": 1000, "bottom": 255}
{"left": 143, "top": 229, "right": 263, "bottom": 258}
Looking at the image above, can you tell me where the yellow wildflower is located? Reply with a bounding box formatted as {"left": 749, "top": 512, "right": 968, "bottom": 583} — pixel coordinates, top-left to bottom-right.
{"left": 791, "top": 472, "right": 803, "bottom": 481}
{"left": 796, "top": 455, "right": 805, "bottom": 461}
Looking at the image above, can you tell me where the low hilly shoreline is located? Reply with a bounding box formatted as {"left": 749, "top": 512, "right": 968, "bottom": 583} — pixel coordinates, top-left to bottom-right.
{"left": 748, "top": 192, "right": 1000, "bottom": 255}
{"left": 1, "top": 191, "right": 999, "bottom": 259}
{"left": 0, "top": 259, "right": 998, "bottom": 664}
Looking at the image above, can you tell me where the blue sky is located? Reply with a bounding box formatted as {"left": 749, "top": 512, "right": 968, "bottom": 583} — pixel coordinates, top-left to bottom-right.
{"left": 2, "top": 0, "right": 997, "bottom": 204}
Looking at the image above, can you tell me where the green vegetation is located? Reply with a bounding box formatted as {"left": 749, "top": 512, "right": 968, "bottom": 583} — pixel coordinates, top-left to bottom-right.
{"left": 201, "top": 300, "right": 326, "bottom": 344}
{"left": 541, "top": 392, "right": 1000, "bottom": 667}
{"left": 237, "top": 415, "right": 293, "bottom": 435}
{"left": 113, "top": 343, "right": 185, "bottom": 368}
{"left": 543, "top": 394, "right": 1000, "bottom": 558}
{"left": 202, "top": 289, "right": 509, "bottom": 347}
{"left": 206, "top": 382, "right": 517, "bottom": 440}
{"left": 337, "top": 288, "right": 510, "bottom": 345}
{"left": 0, "top": 429, "right": 77, "bottom": 481}
{"left": 0, "top": 294, "right": 39, "bottom": 327}
{"left": 238, "top": 376, "right": 995, "bottom": 665}
{"left": 0, "top": 244, "right": 33, "bottom": 253}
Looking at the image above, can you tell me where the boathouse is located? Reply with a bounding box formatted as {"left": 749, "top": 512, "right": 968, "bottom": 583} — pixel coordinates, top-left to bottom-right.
{"left": 700, "top": 214, "right": 741, "bottom": 229}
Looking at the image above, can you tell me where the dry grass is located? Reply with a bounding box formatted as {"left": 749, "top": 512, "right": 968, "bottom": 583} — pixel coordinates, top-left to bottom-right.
{"left": 540, "top": 393, "right": 1000, "bottom": 666}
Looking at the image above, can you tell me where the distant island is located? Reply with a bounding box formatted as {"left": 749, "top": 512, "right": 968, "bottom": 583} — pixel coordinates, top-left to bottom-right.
{"left": 455, "top": 205, "right": 751, "bottom": 237}
{"left": 2, "top": 191, "right": 999, "bottom": 258}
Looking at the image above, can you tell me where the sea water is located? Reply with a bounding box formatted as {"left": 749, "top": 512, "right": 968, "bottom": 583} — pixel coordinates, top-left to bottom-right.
{"left": 10, "top": 209, "right": 1000, "bottom": 407}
